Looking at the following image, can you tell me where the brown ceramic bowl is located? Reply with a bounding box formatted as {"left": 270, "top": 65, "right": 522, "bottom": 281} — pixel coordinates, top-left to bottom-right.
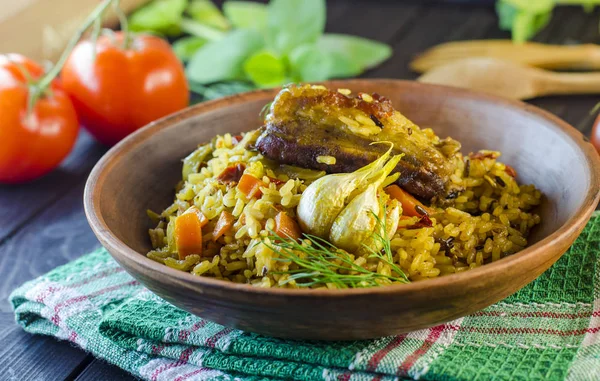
{"left": 84, "top": 79, "right": 600, "bottom": 340}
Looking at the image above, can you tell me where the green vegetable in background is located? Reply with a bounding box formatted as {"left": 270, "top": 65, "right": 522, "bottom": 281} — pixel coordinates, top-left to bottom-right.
{"left": 172, "top": 36, "right": 207, "bottom": 62}
{"left": 243, "top": 50, "right": 287, "bottom": 88}
{"left": 497, "top": 0, "right": 600, "bottom": 43}
{"left": 187, "top": 0, "right": 230, "bottom": 30}
{"left": 289, "top": 44, "right": 332, "bottom": 82}
{"left": 223, "top": 1, "right": 268, "bottom": 30}
{"left": 129, "top": 0, "right": 393, "bottom": 97}
{"left": 129, "top": 0, "right": 188, "bottom": 36}
{"left": 266, "top": 0, "right": 326, "bottom": 55}
{"left": 316, "top": 34, "right": 392, "bottom": 78}
{"left": 129, "top": 0, "right": 228, "bottom": 40}
{"left": 186, "top": 29, "right": 264, "bottom": 84}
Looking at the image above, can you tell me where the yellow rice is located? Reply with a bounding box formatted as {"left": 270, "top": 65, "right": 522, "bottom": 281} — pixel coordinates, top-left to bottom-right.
{"left": 147, "top": 130, "right": 541, "bottom": 288}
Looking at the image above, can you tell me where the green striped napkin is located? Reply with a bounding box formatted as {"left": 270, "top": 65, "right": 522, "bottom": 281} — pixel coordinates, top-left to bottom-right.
{"left": 10, "top": 212, "right": 600, "bottom": 381}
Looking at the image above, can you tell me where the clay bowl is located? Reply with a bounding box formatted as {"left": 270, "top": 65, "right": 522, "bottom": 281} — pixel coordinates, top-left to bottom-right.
{"left": 85, "top": 79, "right": 600, "bottom": 340}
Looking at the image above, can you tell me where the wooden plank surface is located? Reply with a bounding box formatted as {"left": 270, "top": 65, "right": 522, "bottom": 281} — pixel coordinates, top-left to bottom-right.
{"left": 0, "top": 1, "right": 599, "bottom": 380}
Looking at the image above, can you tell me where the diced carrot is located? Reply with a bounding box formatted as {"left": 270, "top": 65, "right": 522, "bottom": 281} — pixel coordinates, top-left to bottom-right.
{"left": 212, "top": 211, "right": 235, "bottom": 242}
{"left": 175, "top": 212, "right": 203, "bottom": 259}
{"left": 505, "top": 164, "right": 517, "bottom": 178}
{"left": 182, "top": 205, "right": 208, "bottom": 228}
{"left": 274, "top": 212, "right": 302, "bottom": 240}
{"left": 385, "top": 184, "right": 434, "bottom": 217}
{"left": 216, "top": 163, "right": 246, "bottom": 184}
{"left": 237, "top": 174, "right": 265, "bottom": 199}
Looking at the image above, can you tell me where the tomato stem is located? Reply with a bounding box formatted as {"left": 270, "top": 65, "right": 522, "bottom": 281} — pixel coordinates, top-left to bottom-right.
{"left": 113, "top": 0, "right": 131, "bottom": 50}
{"left": 27, "top": 0, "right": 115, "bottom": 114}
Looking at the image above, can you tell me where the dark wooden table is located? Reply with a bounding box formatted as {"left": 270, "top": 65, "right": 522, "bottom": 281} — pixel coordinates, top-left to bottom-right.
{"left": 1, "top": 1, "right": 599, "bottom": 380}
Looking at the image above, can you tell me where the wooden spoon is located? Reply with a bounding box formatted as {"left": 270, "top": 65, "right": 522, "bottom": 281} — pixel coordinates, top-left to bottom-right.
{"left": 417, "top": 58, "right": 600, "bottom": 100}
{"left": 410, "top": 40, "right": 600, "bottom": 73}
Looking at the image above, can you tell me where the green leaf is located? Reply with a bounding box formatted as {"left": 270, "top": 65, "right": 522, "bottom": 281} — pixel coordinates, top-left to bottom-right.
{"left": 512, "top": 11, "right": 552, "bottom": 43}
{"left": 187, "top": 29, "right": 264, "bottom": 84}
{"left": 129, "top": 0, "right": 187, "bottom": 36}
{"left": 496, "top": 0, "right": 553, "bottom": 42}
{"left": 502, "top": 0, "right": 553, "bottom": 13}
{"left": 172, "top": 36, "right": 207, "bottom": 62}
{"left": 223, "top": 1, "right": 268, "bottom": 30}
{"left": 243, "top": 50, "right": 287, "bottom": 88}
{"left": 315, "top": 34, "right": 392, "bottom": 77}
{"left": 266, "top": 0, "right": 326, "bottom": 54}
{"left": 496, "top": 1, "right": 518, "bottom": 31}
{"left": 189, "top": 81, "right": 256, "bottom": 100}
{"left": 289, "top": 44, "right": 332, "bottom": 82}
{"left": 187, "top": 0, "right": 230, "bottom": 31}
{"left": 180, "top": 18, "right": 227, "bottom": 41}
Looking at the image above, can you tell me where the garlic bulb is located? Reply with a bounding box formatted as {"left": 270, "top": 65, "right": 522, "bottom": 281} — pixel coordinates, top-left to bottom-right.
{"left": 297, "top": 145, "right": 394, "bottom": 238}
{"left": 328, "top": 156, "right": 401, "bottom": 252}
{"left": 356, "top": 198, "right": 401, "bottom": 257}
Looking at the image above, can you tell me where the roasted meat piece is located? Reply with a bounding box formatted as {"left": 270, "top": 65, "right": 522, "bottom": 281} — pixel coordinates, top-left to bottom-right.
{"left": 255, "top": 85, "right": 462, "bottom": 200}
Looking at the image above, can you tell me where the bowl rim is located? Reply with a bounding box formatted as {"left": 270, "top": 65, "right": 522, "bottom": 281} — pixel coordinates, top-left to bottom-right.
{"left": 84, "top": 78, "right": 600, "bottom": 298}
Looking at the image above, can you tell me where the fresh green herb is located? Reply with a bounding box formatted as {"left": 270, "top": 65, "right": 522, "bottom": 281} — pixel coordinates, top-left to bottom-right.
{"left": 266, "top": 0, "right": 326, "bottom": 55}
{"left": 187, "top": 0, "right": 230, "bottom": 31}
{"left": 188, "top": 81, "right": 255, "bottom": 100}
{"left": 316, "top": 34, "right": 392, "bottom": 78}
{"left": 130, "top": 0, "right": 392, "bottom": 94}
{"left": 186, "top": 29, "right": 264, "bottom": 84}
{"left": 265, "top": 207, "right": 409, "bottom": 289}
{"left": 243, "top": 50, "right": 287, "bottom": 88}
{"left": 172, "top": 36, "right": 207, "bottom": 62}
{"left": 129, "top": 0, "right": 187, "bottom": 36}
{"left": 223, "top": 1, "right": 268, "bottom": 30}
{"left": 496, "top": 0, "right": 600, "bottom": 43}
{"left": 128, "top": 0, "right": 228, "bottom": 39}
{"left": 289, "top": 44, "right": 332, "bottom": 82}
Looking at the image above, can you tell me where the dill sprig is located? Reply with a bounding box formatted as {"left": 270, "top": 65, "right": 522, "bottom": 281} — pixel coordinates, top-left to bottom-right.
{"left": 264, "top": 207, "right": 410, "bottom": 288}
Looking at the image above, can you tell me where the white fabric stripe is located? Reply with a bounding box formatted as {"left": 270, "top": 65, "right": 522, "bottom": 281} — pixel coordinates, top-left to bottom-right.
{"left": 582, "top": 300, "right": 600, "bottom": 347}
{"left": 411, "top": 317, "right": 465, "bottom": 380}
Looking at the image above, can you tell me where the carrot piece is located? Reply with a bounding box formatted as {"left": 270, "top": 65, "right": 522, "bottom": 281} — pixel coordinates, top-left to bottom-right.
{"left": 212, "top": 211, "right": 235, "bottom": 242}
{"left": 216, "top": 163, "right": 246, "bottom": 184}
{"left": 175, "top": 212, "right": 203, "bottom": 259}
{"left": 274, "top": 212, "right": 302, "bottom": 241}
{"left": 385, "top": 184, "right": 434, "bottom": 217}
{"left": 182, "top": 206, "right": 208, "bottom": 228}
{"left": 237, "top": 174, "right": 265, "bottom": 198}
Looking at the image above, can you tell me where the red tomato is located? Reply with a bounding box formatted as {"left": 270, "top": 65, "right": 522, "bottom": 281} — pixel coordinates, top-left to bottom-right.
{"left": 592, "top": 113, "right": 600, "bottom": 154}
{"left": 0, "top": 54, "right": 79, "bottom": 184}
{"left": 61, "top": 33, "right": 189, "bottom": 146}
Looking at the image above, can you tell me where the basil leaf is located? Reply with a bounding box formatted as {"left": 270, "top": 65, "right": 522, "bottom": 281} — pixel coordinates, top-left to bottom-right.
{"left": 180, "top": 18, "right": 227, "bottom": 41}
{"left": 172, "top": 36, "right": 207, "bottom": 62}
{"left": 189, "top": 81, "right": 255, "bottom": 100}
{"left": 315, "top": 34, "right": 391, "bottom": 77}
{"left": 187, "top": 29, "right": 264, "bottom": 84}
{"left": 289, "top": 44, "right": 332, "bottom": 82}
{"left": 243, "top": 51, "right": 287, "bottom": 88}
{"left": 129, "top": 0, "right": 187, "bottom": 36}
{"left": 266, "top": 0, "right": 326, "bottom": 54}
{"left": 326, "top": 53, "right": 362, "bottom": 78}
{"left": 187, "top": 0, "right": 230, "bottom": 31}
{"left": 223, "top": 1, "right": 268, "bottom": 30}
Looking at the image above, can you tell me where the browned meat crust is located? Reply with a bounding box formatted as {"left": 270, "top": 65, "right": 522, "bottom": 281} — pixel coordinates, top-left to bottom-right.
{"left": 255, "top": 85, "right": 461, "bottom": 200}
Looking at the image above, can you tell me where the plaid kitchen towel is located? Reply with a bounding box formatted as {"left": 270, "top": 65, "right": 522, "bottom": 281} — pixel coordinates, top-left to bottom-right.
{"left": 10, "top": 212, "right": 600, "bottom": 381}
